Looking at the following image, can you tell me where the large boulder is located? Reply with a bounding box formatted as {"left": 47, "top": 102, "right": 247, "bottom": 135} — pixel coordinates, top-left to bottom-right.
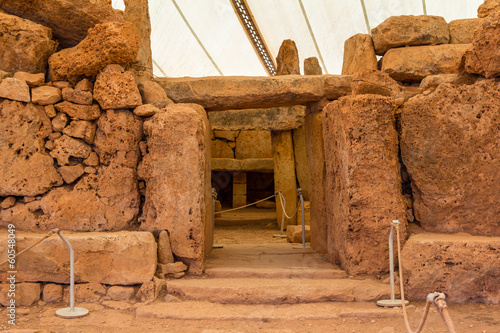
{"left": 93, "top": 70, "right": 142, "bottom": 110}
{"left": 0, "top": 0, "right": 123, "bottom": 48}
{"left": 139, "top": 104, "right": 211, "bottom": 274}
{"left": 0, "top": 100, "right": 62, "bottom": 197}
{"left": 0, "top": 11, "right": 56, "bottom": 74}
{"left": 371, "top": 15, "right": 450, "bottom": 55}
{"left": 323, "top": 95, "right": 407, "bottom": 275}
{"left": 342, "top": 33, "right": 378, "bottom": 75}
{"left": 382, "top": 44, "right": 470, "bottom": 82}
{"left": 48, "top": 22, "right": 140, "bottom": 83}
{"left": 400, "top": 81, "right": 500, "bottom": 236}
{"left": 0, "top": 231, "right": 156, "bottom": 285}
{"left": 464, "top": 17, "right": 500, "bottom": 78}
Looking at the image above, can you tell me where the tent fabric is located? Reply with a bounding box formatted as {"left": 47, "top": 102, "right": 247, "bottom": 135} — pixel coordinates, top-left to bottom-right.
{"left": 112, "top": 0, "right": 483, "bottom": 78}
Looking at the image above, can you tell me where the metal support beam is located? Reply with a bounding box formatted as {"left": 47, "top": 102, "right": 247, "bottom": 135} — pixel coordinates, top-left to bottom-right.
{"left": 360, "top": 0, "right": 371, "bottom": 36}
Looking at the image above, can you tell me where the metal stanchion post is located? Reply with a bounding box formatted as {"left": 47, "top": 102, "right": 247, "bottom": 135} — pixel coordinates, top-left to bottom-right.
{"left": 55, "top": 231, "right": 89, "bottom": 319}
{"left": 377, "top": 220, "right": 409, "bottom": 307}
{"left": 212, "top": 188, "right": 223, "bottom": 249}
{"left": 293, "top": 188, "right": 310, "bottom": 249}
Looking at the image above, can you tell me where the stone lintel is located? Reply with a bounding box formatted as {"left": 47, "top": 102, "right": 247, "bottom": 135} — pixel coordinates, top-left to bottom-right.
{"left": 211, "top": 158, "right": 274, "bottom": 172}
{"left": 208, "top": 106, "right": 306, "bottom": 131}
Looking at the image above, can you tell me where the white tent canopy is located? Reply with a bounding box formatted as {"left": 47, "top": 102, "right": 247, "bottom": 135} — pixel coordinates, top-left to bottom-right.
{"left": 112, "top": 0, "right": 483, "bottom": 77}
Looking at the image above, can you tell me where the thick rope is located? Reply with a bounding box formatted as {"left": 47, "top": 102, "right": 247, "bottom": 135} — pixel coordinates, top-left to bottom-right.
{"left": 277, "top": 191, "right": 300, "bottom": 220}
{"left": 214, "top": 193, "right": 277, "bottom": 215}
{"left": 0, "top": 228, "right": 59, "bottom": 266}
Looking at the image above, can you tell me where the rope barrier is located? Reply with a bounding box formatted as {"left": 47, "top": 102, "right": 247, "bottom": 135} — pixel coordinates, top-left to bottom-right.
{"left": 0, "top": 228, "right": 59, "bottom": 266}
{"left": 214, "top": 193, "right": 277, "bottom": 215}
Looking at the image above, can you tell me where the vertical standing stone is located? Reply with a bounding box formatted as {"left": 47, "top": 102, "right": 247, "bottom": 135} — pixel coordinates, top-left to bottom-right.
{"left": 124, "top": 0, "right": 153, "bottom": 81}
{"left": 342, "top": 33, "right": 378, "bottom": 75}
{"left": 304, "top": 110, "right": 328, "bottom": 254}
{"left": 304, "top": 57, "right": 322, "bottom": 75}
{"left": 292, "top": 126, "right": 310, "bottom": 200}
{"left": 276, "top": 39, "right": 300, "bottom": 75}
{"left": 232, "top": 172, "right": 247, "bottom": 208}
{"left": 323, "top": 95, "right": 406, "bottom": 275}
{"left": 272, "top": 131, "right": 297, "bottom": 226}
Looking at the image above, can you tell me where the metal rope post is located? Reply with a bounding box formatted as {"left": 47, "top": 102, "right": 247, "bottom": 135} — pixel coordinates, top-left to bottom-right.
{"left": 377, "top": 220, "right": 408, "bottom": 307}
{"left": 293, "top": 188, "right": 310, "bottom": 249}
{"left": 55, "top": 231, "right": 89, "bottom": 319}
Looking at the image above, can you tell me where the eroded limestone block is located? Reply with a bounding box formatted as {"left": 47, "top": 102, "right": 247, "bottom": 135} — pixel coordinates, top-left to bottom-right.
{"left": 0, "top": 283, "right": 40, "bottom": 307}
{"left": 304, "top": 57, "right": 322, "bottom": 75}
{"left": 63, "top": 283, "right": 106, "bottom": 303}
{"left": 49, "top": 135, "right": 92, "bottom": 165}
{"left": 134, "top": 104, "right": 159, "bottom": 117}
{"left": 0, "top": 12, "right": 56, "bottom": 74}
{"left": 13, "top": 72, "right": 45, "bottom": 87}
{"left": 382, "top": 44, "right": 470, "bottom": 82}
{"left": 419, "top": 73, "right": 478, "bottom": 90}
{"left": 464, "top": 17, "right": 500, "bottom": 78}
{"left": 351, "top": 70, "right": 404, "bottom": 100}
{"left": 31, "top": 86, "right": 62, "bottom": 105}
{"left": 94, "top": 70, "right": 142, "bottom": 109}
{"left": 58, "top": 164, "right": 85, "bottom": 184}
{"left": 449, "top": 18, "right": 483, "bottom": 44}
{"left": 158, "top": 230, "right": 174, "bottom": 264}
{"left": 342, "top": 33, "right": 378, "bottom": 75}
{"left": 400, "top": 81, "right": 500, "bottom": 236}
{"left": 235, "top": 131, "right": 272, "bottom": 159}
{"left": 0, "top": 78, "right": 30, "bottom": 102}
{"left": 0, "top": 100, "right": 62, "bottom": 197}
{"left": 371, "top": 15, "right": 450, "bottom": 55}
{"left": 478, "top": 0, "right": 500, "bottom": 18}
{"left": 0, "top": 231, "right": 155, "bottom": 285}
{"left": 276, "top": 39, "right": 300, "bottom": 75}
{"left": 138, "top": 80, "right": 173, "bottom": 109}
{"left": 107, "top": 286, "right": 135, "bottom": 301}
{"left": 63, "top": 120, "right": 96, "bottom": 144}
{"left": 48, "top": 22, "right": 139, "bottom": 83}
{"left": 139, "top": 104, "right": 211, "bottom": 274}
{"left": 42, "top": 284, "right": 63, "bottom": 303}
{"left": 402, "top": 233, "right": 500, "bottom": 303}
{"left": 62, "top": 88, "right": 93, "bottom": 105}
{"left": 286, "top": 225, "right": 311, "bottom": 243}
{"left": 323, "top": 95, "right": 406, "bottom": 275}
{"left": 211, "top": 139, "right": 234, "bottom": 158}
{"left": 54, "top": 101, "right": 101, "bottom": 121}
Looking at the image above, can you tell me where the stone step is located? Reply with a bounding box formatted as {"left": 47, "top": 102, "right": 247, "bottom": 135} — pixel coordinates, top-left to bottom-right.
{"left": 204, "top": 267, "right": 347, "bottom": 279}
{"left": 166, "top": 278, "right": 392, "bottom": 304}
{"left": 135, "top": 300, "right": 402, "bottom": 321}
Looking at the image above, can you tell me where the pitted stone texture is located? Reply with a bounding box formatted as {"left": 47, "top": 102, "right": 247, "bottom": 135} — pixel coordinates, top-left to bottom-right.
{"left": 0, "top": 12, "right": 56, "bottom": 74}
{"left": 0, "top": 78, "right": 31, "bottom": 102}
{"left": 139, "top": 104, "right": 211, "bottom": 274}
{"left": 464, "top": 17, "right": 500, "bottom": 78}
{"left": 31, "top": 86, "right": 62, "bottom": 105}
{"left": 75, "top": 78, "right": 93, "bottom": 92}
{"left": 0, "top": 100, "right": 62, "bottom": 197}
{"left": 58, "top": 164, "right": 85, "bottom": 184}
{"left": 449, "top": 18, "right": 483, "bottom": 44}
{"left": 323, "top": 95, "right": 406, "bottom": 275}
{"left": 419, "top": 74, "right": 478, "bottom": 90}
{"left": 478, "top": 0, "right": 500, "bottom": 18}
{"left": 402, "top": 233, "right": 500, "bottom": 304}
{"left": 63, "top": 120, "right": 96, "bottom": 144}
{"left": 49, "top": 135, "right": 92, "bottom": 165}
{"left": 94, "top": 109, "right": 143, "bottom": 168}
{"left": 0, "top": 283, "right": 40, "bottom": 307}
{"left": 62, "top": 87, "right": 93, "bottom": 105}
{"left": 51, "top": 113, "right": 68, "bottom": 132}
{"left": 400, "top": 81, "right": 500, "bottom": 236}
{"left": 276, "top": 39, "right": 300, "bottom": 75}
{"left": 0, "top": 0, "right": 123, "bottom": 48}
{"left": 342, "top": 34, "right": 378, "bottom": 75}
{"left": 382, "top": 44, "right": 470, "bottom": 82}
{"left": 93, "top": 71, "right": 142, "bottom": 109}
{"left": 138, "top": 80, "right": 173, "bottom": 109}
{"left": 54, "top": 101, "right": 101, "bottom": 121}
{"left": 351, "top": 71, "right": 403, "bottom": 100}
{"left": 371, "top": 15, "right": 450, "bottom": 55}
{"left": 48, "top": 22, "right": 139, "bottom": 83}
{"left": 235, "top": 131, "right": 272, "bottom": 159}
{"left": 0, "top": 231, "right": 156, "bottom": 285}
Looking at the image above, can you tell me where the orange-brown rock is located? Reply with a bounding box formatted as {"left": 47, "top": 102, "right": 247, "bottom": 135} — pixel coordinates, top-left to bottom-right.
{"left": 62, "top": 87, "right": 93, "bottom": 105}
{"left": 63, "top": 120, "right": 96, "bottom": 144}
{"left": 13, "top": 72, "right": 45, "bottom": 87}
{"left": 351, "top": 70, "right": 403, "bottom": 101}
{"left": 49, "top": 135, "right": 92, "bottom": 165}
{"left": 382, "top": 44, "right": 470, "bottom": 82}
{"left": 0, "top": 100, "right": 62, "bottom": 196}
{"left": 75, "top": 78, "right": 93, "bottom": 92}
{"left": 138, "top": 80, "right": 173, "bottom": 109}
{"left": 93, "top": 70, "right": 142, "bottom": 110}
{"left": 211, "top": 139, "right": 234, "bottom": 159}
{"left": 304, "top": 57, "right": 322, "bottom": 75}
{"left": 158, "top": 230, "right": 175, "bottom": 264}
{"left": 0, "top": 283, "right": 40, "bottom": 307}
{"left": 449, "top": 18, "right": 483, "bottom": 44}
{"left": 419, "top": 74, "right": 478, "bottom": 90}
{"left": 0, "top": 0, "right": 123, "bottom": 48}
{"left": 58, "top": 164, "right": 85, "bottom": 184}
{"left": 42, "top": 284, "right": 63, "bottom": 303}
{"left": 323, "top": 95, "right": 406, "bottom": 275}
{"left": 139, "top": 104, "right": 211, "bottom": 274}
{"left": 107, "top": 286, "right": 135, "bottom": 301}
{"left": 0, "top": 78, "right": 31, "bottom": 102}
{"left": 342, "top": 33, "right": 378, "bottom": 75}
{"left": 48, "top": 22, "right": 140, "bottom": 83}
{"left": 133, "top": 104, "right": 159, "bottom": 117}
{"left": 0, "top": 231, "right": 156, "bottom": 285}
{"left": 51, "top": 112, "right": 68, "bottom": 132}
{"left": 235, "top": 131, "right": 272, "bottom": 159}
{"left": 54, "top": 101, "right": 101, "bottom": 121}
{"left": 401, "top": 233, "right": 500, "bottom": 303}
{"left": 276, "top": 39, "right": 300, "bottom": 75}
{"left": 371, "top": 15, "right": 450, "bottom": 55}
{"left": 400, "top": 81, "right": 500, "bottom": 236}
{"left": 323, "top": 75, "right": 352, "bottom": 100}
{"left": 478, "top": 0, "right": 500, "bottom": 18}
{"left": 0, "top": 12, "right": 56, "bottom": 74}
{"left": 464, "top": 17, "right": 500, "bottom": 78}
{"left": 31, "top": 86, "right": 62, "bottom": 105}
{"left": 94, "top": 109, "right": 143, "bottom": 168}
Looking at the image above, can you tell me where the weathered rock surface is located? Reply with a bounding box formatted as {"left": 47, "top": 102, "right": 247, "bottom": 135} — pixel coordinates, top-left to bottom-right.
{"left": 58, "top": 164, "right": 85, "bottom": 184}
{"left": 0, "top": 12, "right": 56, "bottom": 74}
{"left": 94, "top": 70, "right": 142, "bottom": 109}
{"left": 139, "top": 104, "right": 211, "bottom": 274}
{"left": 63, "top": 283, "right": 107, "bottom": 303}
{"left": 213, "top": 130, "right": 238, "bottom": 142}
{"left": 292, "top": 126, "right": 310, "bottom": 200}
{"left": 107, "top": 286, "right": 135, "bottom": 301}
{"left": 0, "top": 196, "right": 15, "bottom": 209}
{"left": 0, "top": 78, "right": 30, "bottom": 102}
{"left": 42, "top": 284, "right": 63, "bottom": 303}
{"left": 478, "top": 0, "right": 500, "bottom": 18}
{"left": 0, "top": 231, "right": 156, "bottom": 285}
{"left": 63, "top": 120, "right": 96, "bottom": 144}
{"left": 464, "top": 17, "right": 500, "bottom": 78}
{"left": 351, "top": 70, "right": 403, "bottom": 101}
{"left": 62, "top": 87, "right": 93, "bottom": 105}
{"left": 51, "top": 112, "right": 68, "bottom": 132}
{"left": 211, "top": 139, "right": 234, "bottom": 159}
{"left": 402, "top": 233, "right": 500, "bottom": 303}
{"left": 304, "top": 57, "right": 322, "bottom": 75}
{"left": 0, "top": 283, "right": 40, "bottom": 307}
{"left": 31, "top": 86, "right": 62, "bottom": 105}
{"left": 94, "top": 109, "right": 143, "bottom": 168}
{"left": 382, "top": 44, "right": 470, "bottom": 82}
{"left": 323, "top": 75, "right": 353, "bottom": 100}
{"left": 0, "top": 100, "right": 62, "bottom": 196}
{"left": 138, "top": 80, "right": 173, "bottom": 109}
{"left": 286, "top": 225, "right": 311, "bottom": 243}
{"left": 208, "top": 106, "right": 306, "bottom": 131}
{"left": 276, "top": 39, "right": 300, "bottom": 75}
{"left": 134, "top": 104, "right": 159, "bottom": 117}
{"left": 13, "top": 72, "right": 45, "bottom": 87}
{"left": 419, "top": 73, "right": 478, "bottom": 90}
{"left": 235, "top": 131, "right": 272, "bottom": 159}
{"left": 342, "top": 33, "right": 378, "bottom": 75}
{"left": 449, "top": 18, "right": 483, "bottom": 44}
{"left": 158, "top": 230, "right": 175, "bottom": 264}
{"left": 0, "top": 0, "right": 123, "bottom": 48}
{"left": 400, "top": 81, "right": 500, "bottom": 235}
{"left": 211, "top": 158, "right": 274, "bottom": 172}
{"left": 55, "top": 101, "right": 101, "bottom": 121}
{"left": 48, "top": 22, "right": 140, "bottom": 83}
{"left": 371, "top": 15, "right": 450, "bottom": 55}
{"left": 49, "top": 135, "right": 92, "bottom": 165}
{"left": 323, "top": 95, "right": 406, "bottom": 275}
